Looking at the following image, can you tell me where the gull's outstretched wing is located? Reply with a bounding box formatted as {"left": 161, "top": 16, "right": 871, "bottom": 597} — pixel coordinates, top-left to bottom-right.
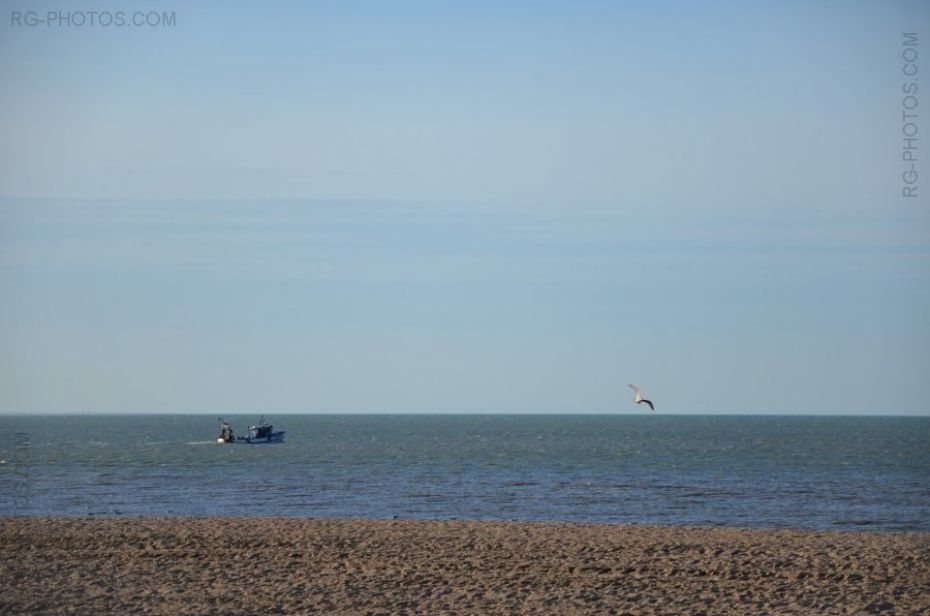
{"left": 628, "top": 384, "right": 643, "bottom": 403}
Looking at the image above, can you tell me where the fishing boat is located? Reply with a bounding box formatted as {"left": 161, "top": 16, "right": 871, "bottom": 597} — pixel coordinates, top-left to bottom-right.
{"left": 217, "top": 416, "right": 285, "bottom": 444}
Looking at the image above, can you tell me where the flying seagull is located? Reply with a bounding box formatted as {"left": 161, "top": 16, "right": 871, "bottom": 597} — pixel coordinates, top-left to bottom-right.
{"left": 628, "top": 384, "right": 654, "bottom": 410}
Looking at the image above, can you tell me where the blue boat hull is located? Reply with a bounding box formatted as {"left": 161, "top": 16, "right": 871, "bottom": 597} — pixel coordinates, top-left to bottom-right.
{"left": 235, "top": 431, "right": 285, "bottom": 444}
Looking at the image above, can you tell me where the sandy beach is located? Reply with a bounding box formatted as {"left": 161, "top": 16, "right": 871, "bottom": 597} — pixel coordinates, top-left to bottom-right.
{"left": 2, "top": 517, "right": 928, "bottom": 615}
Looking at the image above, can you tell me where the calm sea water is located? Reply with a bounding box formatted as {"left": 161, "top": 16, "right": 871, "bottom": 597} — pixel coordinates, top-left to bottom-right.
{"left": 1, "top": 415, "right": 928, "bottom": 531}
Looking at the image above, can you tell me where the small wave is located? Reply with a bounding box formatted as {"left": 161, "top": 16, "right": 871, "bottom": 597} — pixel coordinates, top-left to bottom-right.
{"left": 186, "top": 440, "right": 217, "bottom": 446}
{"left": 832, "top": 519, "right": 880, "bottom": 527}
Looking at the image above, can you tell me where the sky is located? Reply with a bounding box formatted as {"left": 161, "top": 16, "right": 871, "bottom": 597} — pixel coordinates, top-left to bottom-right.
{"left": 1, "top": 0, "right": 928, "bottom": 414}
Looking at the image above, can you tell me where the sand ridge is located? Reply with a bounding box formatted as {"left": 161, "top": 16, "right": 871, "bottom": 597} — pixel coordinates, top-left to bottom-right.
{"left": 1, "top": 517, "right": 928, "bottom": 614}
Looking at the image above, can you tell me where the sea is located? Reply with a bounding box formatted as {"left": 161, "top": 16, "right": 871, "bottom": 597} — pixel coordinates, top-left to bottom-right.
{"left": 1, "top": 414, "right": 928, "bottom": 532}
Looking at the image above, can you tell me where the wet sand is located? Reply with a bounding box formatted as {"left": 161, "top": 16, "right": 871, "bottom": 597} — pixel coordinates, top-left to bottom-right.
{"left": 2, "top": 517, "right": 928, "bottom": 614}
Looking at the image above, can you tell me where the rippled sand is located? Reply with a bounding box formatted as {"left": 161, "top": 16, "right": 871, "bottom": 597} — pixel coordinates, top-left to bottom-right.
{"left": 2, "top": 517, "right": 928, "bottom": 614}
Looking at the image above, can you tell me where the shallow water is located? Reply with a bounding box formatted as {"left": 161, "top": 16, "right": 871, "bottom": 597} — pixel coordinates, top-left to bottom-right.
{"left": 1, "top": 414, "right": 928, "bottom": 531}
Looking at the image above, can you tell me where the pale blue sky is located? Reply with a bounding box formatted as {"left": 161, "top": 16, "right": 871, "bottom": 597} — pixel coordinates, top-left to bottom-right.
{"left": 1, "top": 1, "right": 928, "bottom": 413}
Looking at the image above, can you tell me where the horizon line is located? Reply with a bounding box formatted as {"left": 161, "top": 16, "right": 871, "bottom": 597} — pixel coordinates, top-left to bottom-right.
{"left": 2, "top": 411, "right": 928, "bottom": 418}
